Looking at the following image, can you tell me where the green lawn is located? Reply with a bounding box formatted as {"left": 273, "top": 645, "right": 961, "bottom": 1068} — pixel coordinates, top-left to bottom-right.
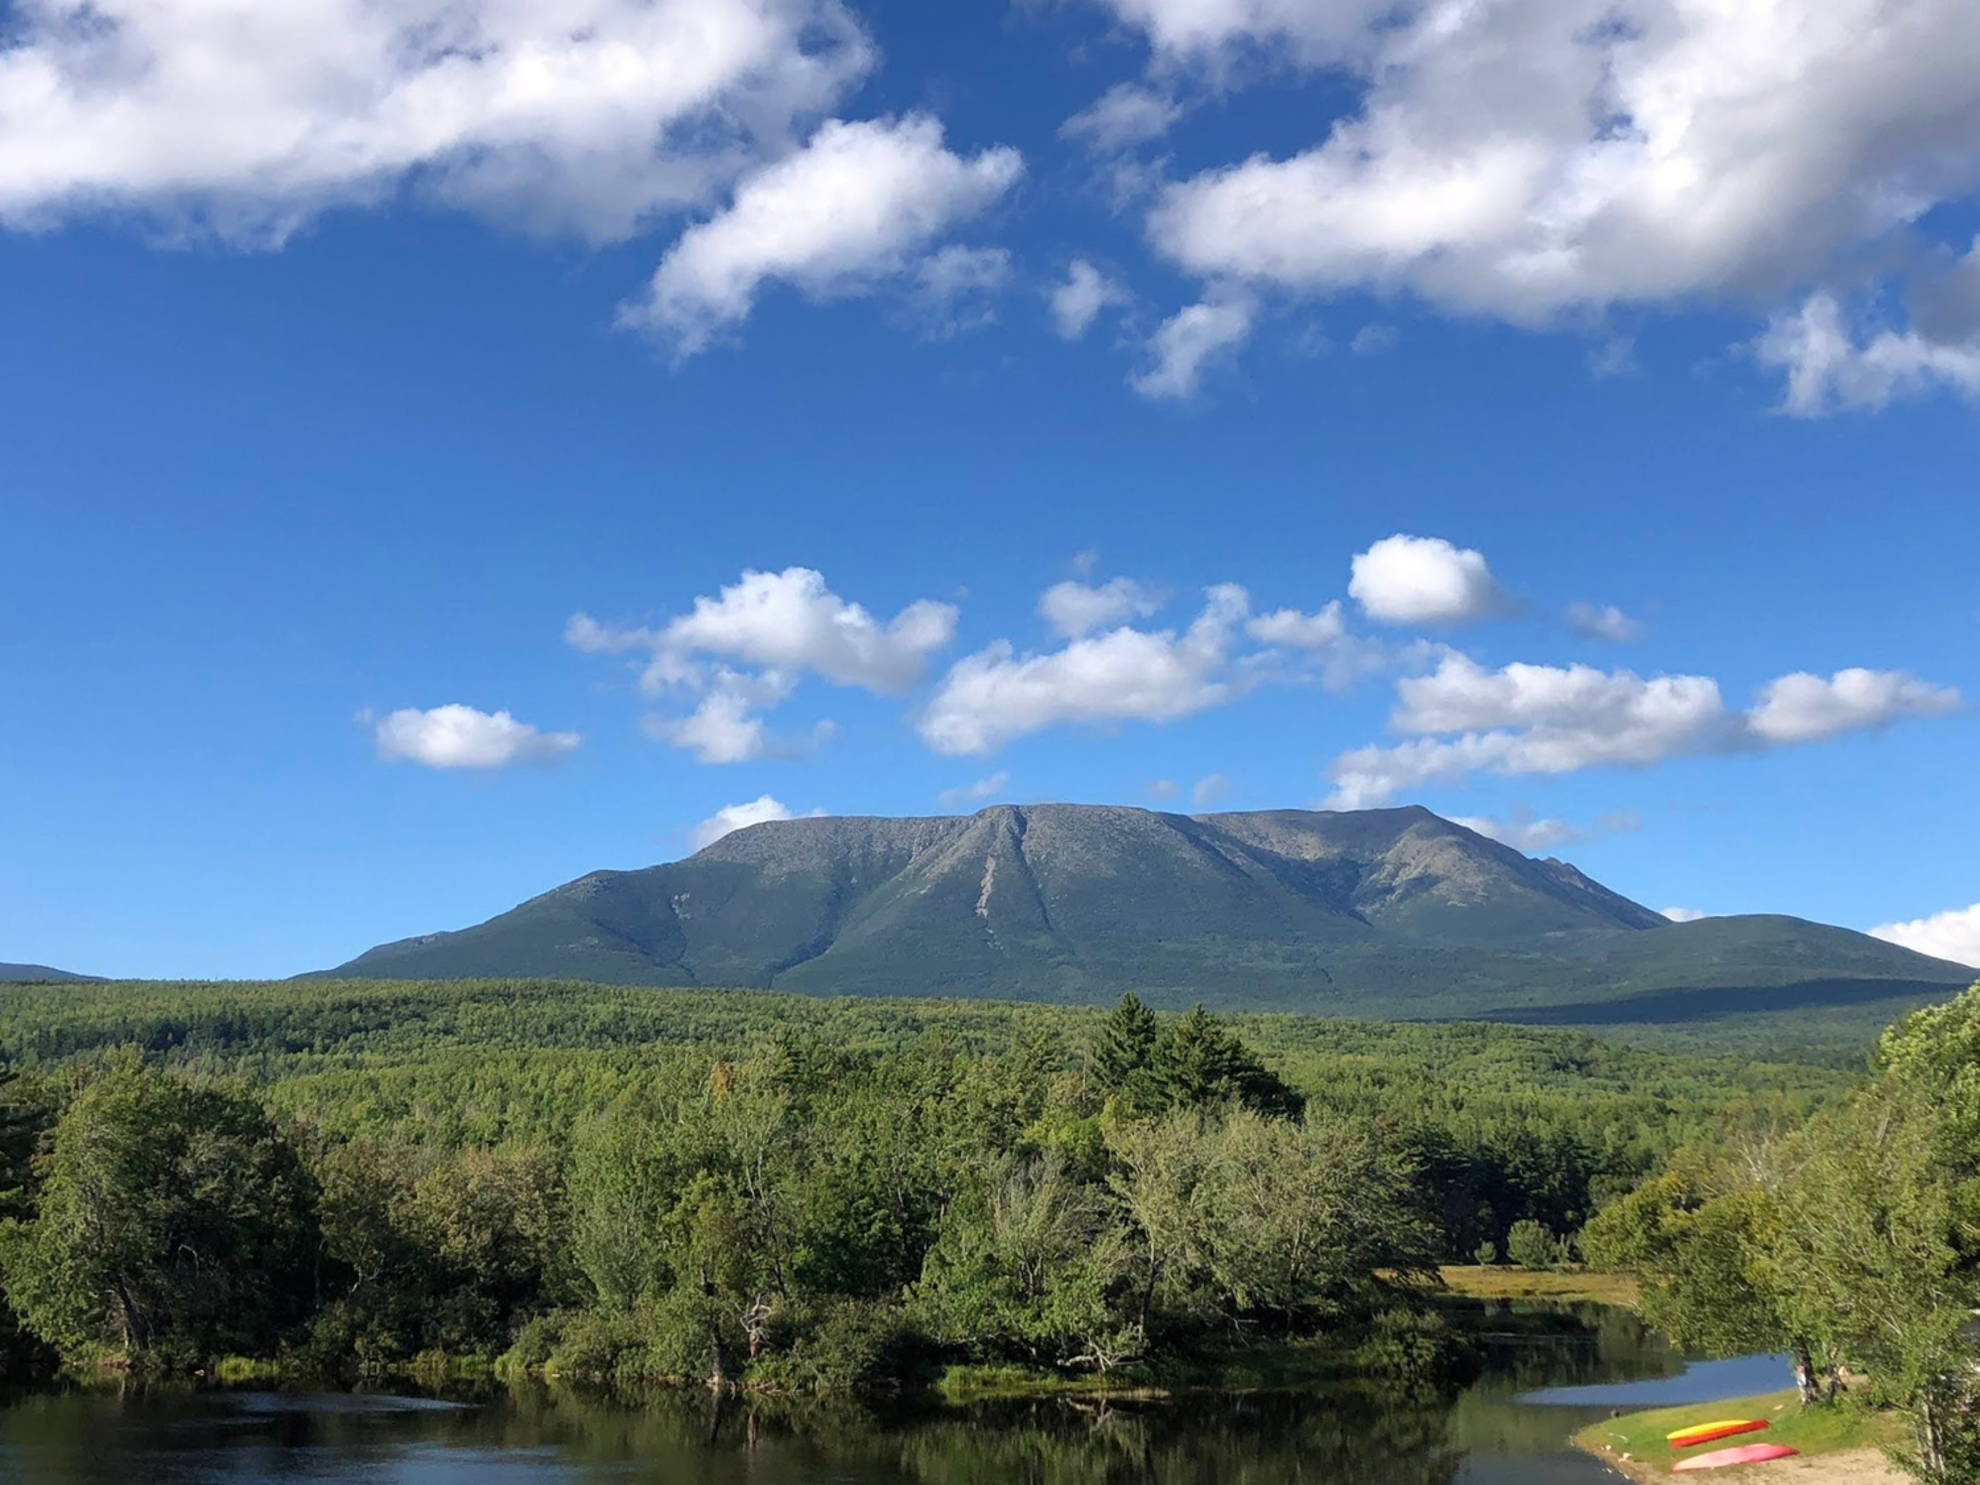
{"left": 1439, "top": 1264, "right": 1640, "bottom": 1306}
{"left": 1575, "top": 1389, "right": 1904, "bottom": 1471}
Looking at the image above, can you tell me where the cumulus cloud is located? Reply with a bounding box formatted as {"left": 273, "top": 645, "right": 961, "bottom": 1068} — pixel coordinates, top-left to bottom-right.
{"left": 938, "top": 771, "right": 1012, "bottom": 809}
{"left": 920, "top": 585, "right": 1249, "bottom": 755}
{"left": 1247, "top": 601, "right": 1347, "bottom": 652}
{"left": 1747, "top": 668, "right": 1963, "bottom": 744}
{"left": 1148, "top": 778, "right": 1180, "bottom": 800}
{"left": 374, "top": 705, "right": 579, "bottom": 770}
{"left": 572, "top": 566, "right": 957, "bottom": 762}
{"left": 1755, "top": 291, "right": 1980, "bottom": 416}
{"left": 1662, "top": 906, "right": 1708, "bottom": 924}
{"left": 623, "top": 115, "right": 1022, "bottom": 353}
{"left": 0, "top": 0, "right": 872, "bottom": 242}
{"left": 1349, "top": 535, "right": 1513, "bottom": 627}
{"left": 1871, "top": 903, "right": 1980, "bottom": 969}
{"left": 643, "top": 669, "right": 796, "bottom": 764}
{"left": 1568, "top": 603, "right": 1646, "bottom": 643}
{"left": 1327, "top": 655, "right": 1959, "bottom": 807}
{"left": 1050, "top": 260, "right": 1130, "bottom": 340}
{"left": 1244, "top": 599, "right": 1413, "bottom": 692}
{"left": 691, "top": 794, "right": 825, "bottom": 850}
{"left": 1111, "top": 0, "right": 1980, "bottom": 403}
{"left": 1039, "top": 577, "right": 1161, "bottom": 638}
{"left": 1132, "top": 294, "right": 1254, "bottom": 399}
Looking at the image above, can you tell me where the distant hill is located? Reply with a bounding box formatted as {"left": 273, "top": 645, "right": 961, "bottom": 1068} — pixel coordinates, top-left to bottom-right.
{"left": 0, "top": 963, "right": 100, "bottom": 983}
{"left": 320, "top": 804, "right": 1973, "bottom": 1028}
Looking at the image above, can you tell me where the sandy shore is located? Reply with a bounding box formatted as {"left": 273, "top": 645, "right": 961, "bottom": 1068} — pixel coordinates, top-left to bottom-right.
{"left": 1578, "top": 1444, "right": 1908, "bottom": 1483}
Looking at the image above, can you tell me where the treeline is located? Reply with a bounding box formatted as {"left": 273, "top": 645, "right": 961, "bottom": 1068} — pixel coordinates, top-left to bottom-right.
{"left": 0, "top": 978, "right": 1867, "bottom": 1392}
{"left": 1586, "top": 981, "right": 1980, "bottom": 1485}
{"left": 0, "top": 999, "right": 1456, "bottom": 1387}
{"left": 0, "top": 976, "right": 1848, "bottom": 1258}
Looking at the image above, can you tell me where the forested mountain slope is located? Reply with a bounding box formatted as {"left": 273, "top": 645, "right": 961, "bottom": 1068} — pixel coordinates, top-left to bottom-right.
{"left": 322, "top": 804, "right": 1970, "bottom": 1025}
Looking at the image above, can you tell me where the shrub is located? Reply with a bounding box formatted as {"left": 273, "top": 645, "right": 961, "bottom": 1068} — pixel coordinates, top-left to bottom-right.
{"left": 1353, "top": 1308, "right": 1477, "bottom": 1387}
{"left": 1506, "top": 1219, "right": 1557, "bottom": 1271}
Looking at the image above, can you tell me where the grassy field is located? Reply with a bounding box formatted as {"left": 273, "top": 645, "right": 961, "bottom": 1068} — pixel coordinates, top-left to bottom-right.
{"left": 1439, "top": 1265, "right": 1641, "bottom": 1306}
{"left": 1575, "top": 1390, "right": 1906, "bottom": 1481}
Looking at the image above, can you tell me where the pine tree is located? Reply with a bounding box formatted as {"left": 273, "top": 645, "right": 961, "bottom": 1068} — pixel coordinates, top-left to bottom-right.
{"left": 1152, "top": 1006, "right": 1304, "bottom": 1119}
{"left": 1089, "top": 994, "right": 1159, "bottom": 1110}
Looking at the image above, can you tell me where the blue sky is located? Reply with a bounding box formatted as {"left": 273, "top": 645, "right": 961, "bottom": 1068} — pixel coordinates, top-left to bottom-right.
{"left": 3, "top": 0, "right": 1978, "bottom": 978}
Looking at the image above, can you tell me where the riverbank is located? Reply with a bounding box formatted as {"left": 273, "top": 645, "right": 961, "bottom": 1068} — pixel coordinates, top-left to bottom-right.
{"left": 1574, "top": 1390, "right": 1907, "bottom": 1483}
{"left": 1439, "top": 1265, "right": 1640, "bottom": 1306}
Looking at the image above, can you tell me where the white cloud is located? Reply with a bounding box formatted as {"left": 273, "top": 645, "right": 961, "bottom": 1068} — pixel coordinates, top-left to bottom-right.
{"left": 938, "top": 771, "right": 1012, "bottom": 809}
{"left": 631, "top": 567, "right": 955, "bottom": 693}
{"left": 1349, "top": 535, "right": 1513, "bottom": 627}
{"left": 1247, "top": 601, "right": 1347, "bottom": 651}
{"left": 1755, "top": 291, "right": 1980, "bottom": 416}
{"left": 0, "top": 0, "right": 871, "bottom": 243}
{"left": 920, "top": 585, "right": 1249, "bottom": 755}
{"left": 374, "top": 704, "right": 579, "bottom": 770}
{"left": 1746, "top": 668, "right": 1962, "bottom": 745}
{"left": 1061, "top": 83, "right": 1184, "bottom": 152}
{"left": 644, "top": 669, "right": 795, "bottom": 764}
{"left": 1190, "top": 773, "right": 1231, "bottom": 808}
{"left": 1117, "top": 0, "right": 1980, "bottom": 403}
{"left": 1132, "top": 294, "right": 1254, "bottom": 399}
{"left": 623, "top": 115, "right": 1022, "bottom": 354}
{"left": 1244, "top": 599, "right": 1410, "bottom": 692}
{"left": 1050, "top": 260, "right": 1130, "bottom": 340}
{"left": 691, "top": 794, "right": 825, "bottom": 851}
{"left": 1568, "top": 603, "right": 1646, "bottom": 643}
{"left": 1326, "top": 654, "right": 1960, "bottom": 807}
{"left": 572, "top": 566, "right": 958, "bottom": 763}
{"left": 1039, "top": 577, "right": 1161, "bottom": 638}
{"left": 1148, "top": 778, "right": 1180, "bottom": 800}
{"left": 1090, "top": 0, "right": 1383, "bottom": 65}
{"left": 1870, "top": 903, "right": 1980, "bottom": 970}
{"left": 1447, "top": 804, "right": 1640, "bottom": 853}
{"left": 1662, "top": 906, "right": 1708, "bottom": 924}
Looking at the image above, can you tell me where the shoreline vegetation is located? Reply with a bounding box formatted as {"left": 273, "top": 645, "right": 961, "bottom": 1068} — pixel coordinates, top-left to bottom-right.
{"left": 1, "top": 975, "right": 1977, "bottom": 1480}
{"left": 1575, "top": 1390, "right": 1909, "bottom": 1483}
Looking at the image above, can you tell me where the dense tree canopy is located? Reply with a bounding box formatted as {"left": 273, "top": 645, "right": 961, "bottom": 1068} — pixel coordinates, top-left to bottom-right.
{"left": 1585, "top": 982, "right": 1980, "bottom": 1484}
{"left": 0, "top": 975, "right": 1879, "bottom": 1405}
{"left": 0, "top": 1054, "right": 320, "bottom": 1366}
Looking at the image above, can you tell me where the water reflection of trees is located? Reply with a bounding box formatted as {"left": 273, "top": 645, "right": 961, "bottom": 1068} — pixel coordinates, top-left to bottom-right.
{"left": 490, "top": 1384, "right": 1467, "bottom": 1485}
{"left": 0, "top": 1302, "right": 1668, "bottom": 1485}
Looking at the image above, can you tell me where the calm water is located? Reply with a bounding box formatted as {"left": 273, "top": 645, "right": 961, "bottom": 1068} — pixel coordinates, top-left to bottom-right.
{"left": 0, "top": 1305, "right": 1777, "bottom": 1484}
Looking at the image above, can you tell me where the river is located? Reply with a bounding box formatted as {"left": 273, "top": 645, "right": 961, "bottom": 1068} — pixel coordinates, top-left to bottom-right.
{"left": 0, "top": 1303, "right": 1786, "bottom": 1484}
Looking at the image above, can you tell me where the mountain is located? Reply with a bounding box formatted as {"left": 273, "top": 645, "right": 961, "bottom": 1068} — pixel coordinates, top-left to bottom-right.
{"left": 321, "top": 805, "right": 1973, "bottom": 1027}
{"left": 0, "top": 963, "right": 100, "bottom": 983}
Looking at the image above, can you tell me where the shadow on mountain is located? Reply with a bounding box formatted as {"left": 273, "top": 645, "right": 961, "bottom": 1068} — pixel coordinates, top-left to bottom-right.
{"left": 1482, "top": 978, "right": 1955, "bottom": 1027}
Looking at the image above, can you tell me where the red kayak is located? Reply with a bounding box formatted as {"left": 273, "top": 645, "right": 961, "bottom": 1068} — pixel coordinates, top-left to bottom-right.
{"left": 1667, "top": 1419, "right": 1770, "bottom": 1449}
{"left": 1672, "top": 1443, "right": 1800, "bottom": 1471}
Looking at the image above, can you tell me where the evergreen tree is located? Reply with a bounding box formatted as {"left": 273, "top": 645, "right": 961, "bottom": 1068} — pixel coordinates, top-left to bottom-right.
{"left": 1089, "top": 994, "right": 1160, "bottom": 1110}
{"left": 1153, "top": 1005, "right": 1304, "bottom": 1119}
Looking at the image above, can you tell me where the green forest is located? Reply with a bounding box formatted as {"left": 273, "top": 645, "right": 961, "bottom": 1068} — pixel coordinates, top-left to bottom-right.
{"left": 0, "top": 975, "right": 1976, "bottom": 1481}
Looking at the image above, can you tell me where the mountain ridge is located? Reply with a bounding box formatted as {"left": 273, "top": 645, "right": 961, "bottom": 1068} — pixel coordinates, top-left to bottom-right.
{"left": 321, "top": 804, "right": 1972, "bottom": 1025}
{"left": 0, "top": 963, "right": 101, "bottom": 983}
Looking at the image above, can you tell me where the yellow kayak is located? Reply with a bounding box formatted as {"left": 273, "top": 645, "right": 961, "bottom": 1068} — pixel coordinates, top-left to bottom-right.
{"left": 1667, "top": 1419, "right": 1769, "bottom": 1449}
